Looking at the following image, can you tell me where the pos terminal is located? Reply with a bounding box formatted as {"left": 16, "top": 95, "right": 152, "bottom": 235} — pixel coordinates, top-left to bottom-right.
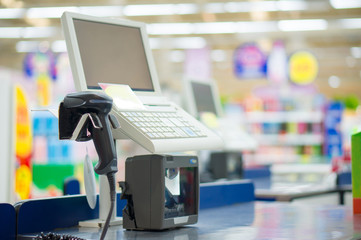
{"left": 119, "top": 154, "right": 199, "bottom": 230}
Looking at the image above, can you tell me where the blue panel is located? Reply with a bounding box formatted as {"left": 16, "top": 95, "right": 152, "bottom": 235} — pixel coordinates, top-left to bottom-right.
{"left": 16, "top": 195, "right": 98, "bottom": 234}
{"left": 63, "top": 177, "right": 80, "bottom": 195}
{"left": 0, "top": 203, "right": 16, "bottom": 240}
{"left": 199, "top": 180, "right": 254, "bottom": 209}
{"left": 243, "top": 166, "right": 271, "bottom": 179}
{"left": 116, "top": 194, "right": 127, "bottom": 217}
{"left": 337, "top": 172, "right": 352, "bottom": 186}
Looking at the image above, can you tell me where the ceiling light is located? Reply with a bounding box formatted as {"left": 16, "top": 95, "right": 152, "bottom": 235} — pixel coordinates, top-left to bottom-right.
{"left": 149, "top": 37, "right": 206, "bottom": 49}
{"left": 0, "top": 8, "right": 25, "bottom": 19}
{"left": 237, "top": 21, "right": 278, "bottom": 33}
{"left": 204, "top": 3, "right": 224, "bottom": 13}
{"left": 328, "top": 76, "right": 340, "bottom": 88}
{"left": 174, "top": 4, "right": 198, "bottom": 14}
{"left": 52, "top": 40, "right": 67, "bottom": 52}
{"left": 23, "top": 27, "right": 57, "bottom": 38}
{"left": 26, "top": 7, "right": 78, "bottom": 18}
{"left": 330, "top": 0, "right": 361, "bottom": 9}
{"left": 351, "top": 47, "right": 361, "bottom": 59}
{"left": 0, "top": 27, "right": 22, "bottom": 38}
{"left": 169, "top": 50, "right": 185, "bottom": 62}
{"left": 172, "top": 37, "right": 206, "bottom": 49}
{"left": 338, "top": 18, "right": 361, "bottom": 29}
{"left": 0, "top": 27, "right": 57, "bottom": 39}
{"left": 278, "top": 19, "right": 328, "bottom": 31}
{"left": 211, "top": 50, "right": 227, "bottom": 62}
{"left": 277, "top": 1, "right": 307, "bottom": 11}
{"left": 78, "top": 6, "right": 123, "bottom": 17}
{"left": 194, "top": 22, "right": 237, "bottom": 34}
{"left": 147, "top": 23, "right": 194, "bottom": 35}
{"left": 16, "top": 41, "right": 39, "bottom": 52}
{"left": 123, "top": 4, "right": 197, "bottom": 16}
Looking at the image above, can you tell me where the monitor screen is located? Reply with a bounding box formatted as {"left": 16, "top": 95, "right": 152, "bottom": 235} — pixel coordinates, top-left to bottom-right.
{"left": 190, "top": 81, "right": 218, "bottom": 117}
{"left": 73, "top": 19, "right": 154, "bottom": 91}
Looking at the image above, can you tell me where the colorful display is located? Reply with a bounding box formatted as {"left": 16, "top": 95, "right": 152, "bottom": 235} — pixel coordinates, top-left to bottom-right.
{"left": 15, "top": 85, "right": 33, "bottom": 200}
{"left": 351, "top": 132, "right": 361, "bottom": 214}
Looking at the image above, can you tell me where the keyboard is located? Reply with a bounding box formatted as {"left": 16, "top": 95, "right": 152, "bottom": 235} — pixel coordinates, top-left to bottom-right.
{"left": 119, "top": 111, "right": 207, "bottom": 139}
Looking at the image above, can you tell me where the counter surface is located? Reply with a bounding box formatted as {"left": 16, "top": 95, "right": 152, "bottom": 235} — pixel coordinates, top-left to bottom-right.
{"left": 22, "top": 201, "right": 361, "bottom": 240}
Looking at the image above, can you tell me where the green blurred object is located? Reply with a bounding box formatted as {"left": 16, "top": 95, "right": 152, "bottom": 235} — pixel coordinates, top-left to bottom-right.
{"left": 33, "top": 164, "right": 75, "bottom": 190}
{"left": 333, "top": 95, "right": 359, "bottom": 110}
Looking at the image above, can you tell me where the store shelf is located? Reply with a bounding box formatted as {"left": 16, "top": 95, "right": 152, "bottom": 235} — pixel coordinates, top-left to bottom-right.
{"left": 243, "top": 153, "right": 325, "bottom": 166}
{"left": 253, "top": 133, "right": 323, "bottom": 146}
{"left": 245, "top": 111, "right": 324, "bottom": 123}
{"left": 271, "top": 163, "right": 332, "bottom": 174}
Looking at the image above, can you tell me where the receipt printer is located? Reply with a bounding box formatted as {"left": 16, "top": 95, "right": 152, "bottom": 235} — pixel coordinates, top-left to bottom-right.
{"left": 119, "top": 154, "right": 199, "bottom": 230}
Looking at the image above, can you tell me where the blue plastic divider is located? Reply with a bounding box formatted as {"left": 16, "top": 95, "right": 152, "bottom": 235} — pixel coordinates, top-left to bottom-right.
{"left": 16, "top": 195, "right": 98, "bottom": 235}
{"left": 0, "top": 203, "right": 16, "bottom": 239}
{"left": 199, "top": 180, "right": 255, "bottom": 209}
{"left": 243, "top": 166, "right": 271, "bottom": 179}
{"left": 63, "top": 177, "right": 81, "bottom": 195}
{"left": 337, "top": 172, "right": 352, "bottom": 186}
{"left": 17, "top": 180, "right": 254, "bottom": 235}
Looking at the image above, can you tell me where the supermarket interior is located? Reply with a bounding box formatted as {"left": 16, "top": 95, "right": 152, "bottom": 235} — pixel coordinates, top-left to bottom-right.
{"left": 0, "top": 0, "right": 361, "bottom": 239}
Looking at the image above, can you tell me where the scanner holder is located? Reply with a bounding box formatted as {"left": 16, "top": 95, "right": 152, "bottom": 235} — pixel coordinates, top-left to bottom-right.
{"left": 58, "top": 91, "right": 122, "bottom": 227}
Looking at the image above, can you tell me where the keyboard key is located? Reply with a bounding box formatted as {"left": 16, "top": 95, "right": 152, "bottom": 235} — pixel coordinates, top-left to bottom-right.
{"left": 169, "top": 118, "right": 184, "bottom": 126}
{"left": 121, "top": 110, "right": 206, "bottom": 139}
{"left": 182, "top": 127, "right": 197, "bottom": 137}
{"left": 160, "top": 118, "right": 175, "bottom": 127}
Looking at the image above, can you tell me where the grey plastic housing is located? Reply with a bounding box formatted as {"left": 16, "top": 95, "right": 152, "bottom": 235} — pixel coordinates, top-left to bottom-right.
{"left": 121, "top": 154, "right": 199, "bottom": 230}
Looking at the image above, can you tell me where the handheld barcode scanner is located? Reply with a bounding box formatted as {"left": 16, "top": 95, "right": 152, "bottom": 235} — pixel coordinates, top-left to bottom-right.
{"left": 59, "top": 91, "right": 119, "bottom": 240}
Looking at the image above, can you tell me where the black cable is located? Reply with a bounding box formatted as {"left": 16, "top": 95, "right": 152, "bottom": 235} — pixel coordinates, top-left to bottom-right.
{"left": 100, "top": 172, "right": 116, "bottom": 240}
{"left": 34, "top": 232, "right": 86, "bottom": 240}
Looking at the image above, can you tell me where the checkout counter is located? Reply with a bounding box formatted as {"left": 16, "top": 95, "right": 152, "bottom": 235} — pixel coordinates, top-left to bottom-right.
{"left": 3, "top": 179, "right": 360, "bottom": 240}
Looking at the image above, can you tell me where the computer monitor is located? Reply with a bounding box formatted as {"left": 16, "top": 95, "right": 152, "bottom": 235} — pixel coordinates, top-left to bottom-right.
{"left": 61, "top": 12, "right": 224, "bottom": 153}
{"left": 61, "top": 12, "right": 162, "bottom": 98}
{"left": 183, "top": 78, "right": 223, "bottom": 119}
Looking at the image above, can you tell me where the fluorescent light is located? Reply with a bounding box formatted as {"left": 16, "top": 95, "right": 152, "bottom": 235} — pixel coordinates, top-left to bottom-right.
{"left": 338, "top": 18, "right": 361, "bottom": 29}
{"left": 278, "top": 19, "right": 328, "bottom": 31}
{"left": 328, "top": 76, "right": 340, "bottom": 88}
{"left": 172, "top": 37, "right": 206, "bottom": 48}
{"left": 78, "top": 6, "right": 123, "bottom": 17}
{"left": 52, "top": 40, "right": 67, "bottom": 52}
{"left": 204, "top": 3, "right": 225, "bottom": 13}
{"left": 277, "top": 1, "right": 307, "bottom": 11}
{"left": 208, "top": 1, "right": 308, "bottom": 13}
{"left": 330, "top": 0, "right": 361, "bottom": 9}
{"left": 237, "top": 21, "right": 278, "bottom": 33}
{"left": 169, "top": 50, "right": 185, "bottom": 62}
{"left": 224, "top": 2, "right": 253, "bottom": 13}
{"left": 149, "top": 37, "right": 206, "bottom": 49}
{"left": 0, "top": 8, "right": 25, "bottom": 19}
{"left": 23, "top": 27, "right": 58, "bottom": 38}
{"left": 0, "top": 27, "right": 22, "bottom": 38}
{"left": 224, "top": 2, "right": 279, "bottom": 12}
{"left": 124, "top": 4, "right": 197, "bottom": 16}
{"left": 174, "top": 4, "right": 198, "bottom": 14}
{"left": 16, "top": 41, "right": 40, "bottom": 52}
{"left": 26, "top": 7, "right": 78, "bottom": 18}
{"left": 211, "top": 49, "right": 227, "bottom": 62}
{"left": 147, "top": 23, "right": 194, "bottom": 35}
{"left": 15, "top": 40, "right": 67, "bottom": 52}
{"left": 194, "top": 22, "right": 237, "bottom": 34}
{"left": 0, "top": 27, "right": 57, "bottom": 38}
{"left": 351, "top": 47, "right": 361, "bottom": 59}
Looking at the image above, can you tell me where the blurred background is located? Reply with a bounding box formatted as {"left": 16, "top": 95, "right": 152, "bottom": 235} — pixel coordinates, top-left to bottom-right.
{"left": 0, "top": 0, "right": 360, "bottom": 202}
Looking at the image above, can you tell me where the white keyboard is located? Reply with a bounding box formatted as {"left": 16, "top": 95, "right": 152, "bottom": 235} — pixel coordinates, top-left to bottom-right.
{"left": 119, "top": 111, "right": 206, "bottom": 139}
